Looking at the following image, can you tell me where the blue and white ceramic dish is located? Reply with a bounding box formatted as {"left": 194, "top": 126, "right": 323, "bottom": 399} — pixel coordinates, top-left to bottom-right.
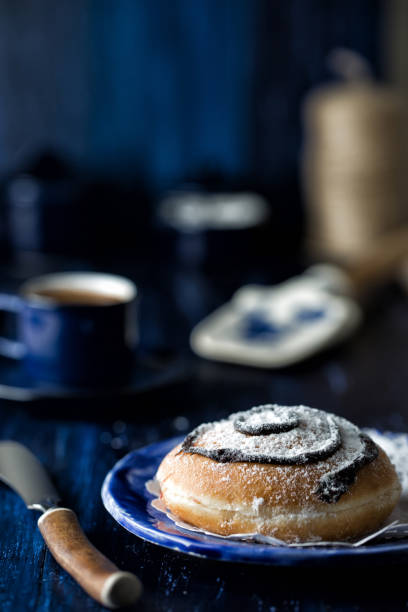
{"left": 189, "top": 267, "right": 362, "bottom": 369}
{"left": 101, "top": 435, "right": 408, "bottom": 566}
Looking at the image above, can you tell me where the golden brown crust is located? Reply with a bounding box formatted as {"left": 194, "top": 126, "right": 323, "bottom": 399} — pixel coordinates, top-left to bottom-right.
{"left": 156, "top": 443, "right": 401, "bottom": 542}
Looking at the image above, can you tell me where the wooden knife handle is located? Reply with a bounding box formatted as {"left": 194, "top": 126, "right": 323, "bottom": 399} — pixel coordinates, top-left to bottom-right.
{"left": 38, "top": 508, "right": 142, "bottom": 608}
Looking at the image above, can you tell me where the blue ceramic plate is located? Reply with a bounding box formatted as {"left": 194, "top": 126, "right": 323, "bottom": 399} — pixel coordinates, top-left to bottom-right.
{"left": 101, "top": 435, "right": 408, "bottom": 566}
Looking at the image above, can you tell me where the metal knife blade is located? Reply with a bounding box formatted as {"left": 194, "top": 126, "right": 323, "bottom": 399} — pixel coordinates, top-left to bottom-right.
{"left": 0, "top": 440, "right": 142, "bottom": 607}
{"left": 0, "top": 441, "right": 60, "bottom": 512}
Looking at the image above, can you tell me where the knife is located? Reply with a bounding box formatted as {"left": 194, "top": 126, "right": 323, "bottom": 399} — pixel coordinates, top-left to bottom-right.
{"left": 0, "top": 441, "right": 142, "bottom": 608}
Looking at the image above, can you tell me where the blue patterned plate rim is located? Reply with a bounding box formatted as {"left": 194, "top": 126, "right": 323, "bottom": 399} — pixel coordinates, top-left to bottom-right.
{"left": 101, "top": 434, "right": 408, "bottom": 566}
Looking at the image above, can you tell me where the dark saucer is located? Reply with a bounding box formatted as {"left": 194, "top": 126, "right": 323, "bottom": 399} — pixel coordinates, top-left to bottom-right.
{"left": 0, "top": 350, "right": 190, "bottom": 401}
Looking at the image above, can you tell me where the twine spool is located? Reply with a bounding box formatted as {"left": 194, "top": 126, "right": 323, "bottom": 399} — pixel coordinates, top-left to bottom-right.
{"left": 302, "top": 54, "right": 406, "bottom": 262}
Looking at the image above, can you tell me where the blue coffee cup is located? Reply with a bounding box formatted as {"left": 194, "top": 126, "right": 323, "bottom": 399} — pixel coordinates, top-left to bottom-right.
{"left": 0, "top": 272, "right": 138, "bottom": 387}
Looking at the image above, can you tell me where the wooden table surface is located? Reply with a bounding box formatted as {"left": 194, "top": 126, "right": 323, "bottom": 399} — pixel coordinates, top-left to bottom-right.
{"left": 0, "top": 255, "right": 407, "bottom": 611}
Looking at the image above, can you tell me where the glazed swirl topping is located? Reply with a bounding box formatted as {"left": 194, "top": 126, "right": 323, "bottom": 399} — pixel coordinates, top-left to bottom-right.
{"left": 181, "top": 404, "right": 378, "bottom": 503}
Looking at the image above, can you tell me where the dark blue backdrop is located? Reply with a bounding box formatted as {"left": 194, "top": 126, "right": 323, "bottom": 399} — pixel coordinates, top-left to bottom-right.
{"left": 0, "top": 0, "right": 380, "bottom": 190}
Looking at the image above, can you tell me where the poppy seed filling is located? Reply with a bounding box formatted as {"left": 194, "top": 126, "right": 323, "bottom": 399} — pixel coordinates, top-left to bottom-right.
{"left": 181, "top": 405, "right": 378, "bottom": 503}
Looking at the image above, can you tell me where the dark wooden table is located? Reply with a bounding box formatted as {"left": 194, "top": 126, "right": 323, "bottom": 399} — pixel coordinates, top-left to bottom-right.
{"left": 0, "top": 254, "right": 407, "bottom": 611}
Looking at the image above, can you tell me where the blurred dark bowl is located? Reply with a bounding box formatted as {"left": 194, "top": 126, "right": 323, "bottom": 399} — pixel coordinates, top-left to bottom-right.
{"left": 155, "top": 177, "right": 303, "bottom": 273}
{"left": 2, "top": 152, "right": 152, "bottom": 260}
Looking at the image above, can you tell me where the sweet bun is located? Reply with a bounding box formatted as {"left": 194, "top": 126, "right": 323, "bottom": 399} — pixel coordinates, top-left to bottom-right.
{"left": 156, "top": 405, "right": 401, "bottom": 542}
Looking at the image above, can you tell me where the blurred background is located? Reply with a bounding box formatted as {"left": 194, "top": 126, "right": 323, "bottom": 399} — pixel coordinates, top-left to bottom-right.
{"left": 3, "top": 6, "right": 408, "bottom": 608}
{"left": 0, "top": 0, "right": 392, "bottom": 258}
{"left": 0, "top": 0, "right": 381, "bottom": 187}
{"left": 0, "top": 0, "right": 407, "bottom": 378}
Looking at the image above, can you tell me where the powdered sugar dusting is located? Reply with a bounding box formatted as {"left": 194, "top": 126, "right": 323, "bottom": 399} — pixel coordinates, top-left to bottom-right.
{"left": 149, "top": 429, "right": 407, "bottom": 547}
{"left": 181, "top": 405, "right": 378, "bottom": 503}
{"left": 183, "top": 405, "right": 344, "bottom": 464}
{"left": 234, "top": 404, "right": 299, "bottom": 435}
{"left": 364, "top": 429, "right": 408, "bottom": 495}
{"left": 251, "top": 496, "right": 264, "bottom": 514}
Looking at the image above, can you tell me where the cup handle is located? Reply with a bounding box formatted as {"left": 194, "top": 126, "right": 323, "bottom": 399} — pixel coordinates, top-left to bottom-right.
{"left": 0, "top": 294, "right": 25, "bottom": 359}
